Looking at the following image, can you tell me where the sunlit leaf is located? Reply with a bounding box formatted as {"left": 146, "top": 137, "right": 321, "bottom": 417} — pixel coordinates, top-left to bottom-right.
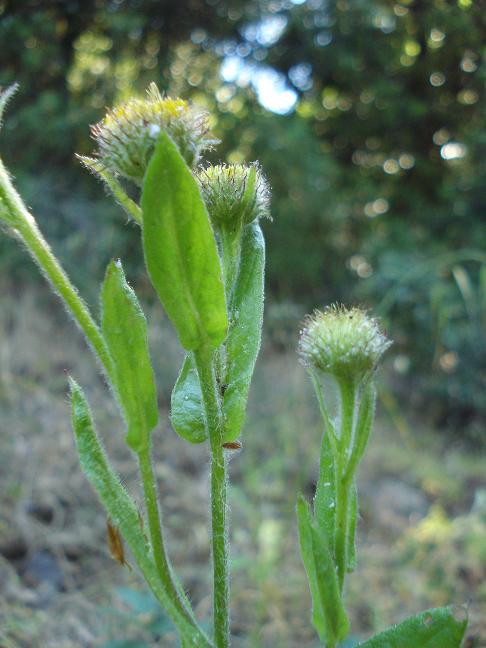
{"left": 101, "top": 260, "right": 158, "bottom": 453}
{"left": 141, "top": 131, "right": 227, "bottom": 351}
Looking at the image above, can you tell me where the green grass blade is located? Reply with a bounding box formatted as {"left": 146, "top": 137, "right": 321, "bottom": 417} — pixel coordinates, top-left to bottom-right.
{"left": 101, "top": 260, "right": 158, "bottom": 453}
{"left": 141, "top": 131, "right": 228, "bottom": 351}
{"left": 357, "top": 606, "right": 468, "bottom": 647}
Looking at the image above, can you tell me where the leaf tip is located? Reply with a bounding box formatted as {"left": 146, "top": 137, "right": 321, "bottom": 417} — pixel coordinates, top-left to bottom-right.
{"left": 0, "top": 83, "right": 19, "bottom": 130}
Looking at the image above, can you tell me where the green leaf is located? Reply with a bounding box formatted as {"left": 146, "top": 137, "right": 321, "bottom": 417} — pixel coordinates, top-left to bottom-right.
{"left": 0, "top": 84, "right": 18, "bottom": 132}
{"left": 170, "top": 353, "right": 206, "bottom": 443}
{"left": 240, "top": 166, "right": 257, "bottom": 224}
{"left": 346, "top": 381, "right": 376, "bottom": 481}
{"left": 69, "top": 380, "right": 207, "bottom": 644}
{"left": 347, "top": 481, "right": 357, "bottom": 573}
{"left": 171, "top": 222, "right": 265, "bottom": 443}
{"left": 141, "top": 131, "right": 228, "bottom": 351}
{"left": 314, "top": 430, "right": 336, "bottom": 544}
{"left": 222, "top": 221, "right": 265, "bottom": 441}
{"left": 101, "top": 260, "right": 158, "bottom": 453}
{"left": 297, "top": 495, "right": 349, "bottom": 645}
{"left": 357, "top": 606, "right": 468, "bottom": 647}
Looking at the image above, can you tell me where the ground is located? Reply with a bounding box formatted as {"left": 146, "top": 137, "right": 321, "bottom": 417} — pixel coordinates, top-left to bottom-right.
{"left": 0, "top": 284, "right": 484, "bottom": 647}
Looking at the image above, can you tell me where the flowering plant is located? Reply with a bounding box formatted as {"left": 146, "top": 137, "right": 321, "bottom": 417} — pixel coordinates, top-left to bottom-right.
{"left": 0, "top": 84, "right": 468, "bottom": 647}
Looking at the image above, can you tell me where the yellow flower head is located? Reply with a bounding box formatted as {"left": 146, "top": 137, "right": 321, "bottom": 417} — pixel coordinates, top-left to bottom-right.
{"left": 91, "top": 83, "right": 214, "bottom": 184}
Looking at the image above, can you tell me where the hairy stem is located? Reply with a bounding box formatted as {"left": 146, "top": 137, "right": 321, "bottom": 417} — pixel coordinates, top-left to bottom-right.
{"left": 194, "top": 346, "right": 229, "bottom": 648}
{"left": 138, "top": 448, "right": 199, "bottom": 632}
{"left": 0, "top": 159, "right": 114, "bottom": 379}
{"left": 0, "top": 162, "right": 210, "bottom": 645}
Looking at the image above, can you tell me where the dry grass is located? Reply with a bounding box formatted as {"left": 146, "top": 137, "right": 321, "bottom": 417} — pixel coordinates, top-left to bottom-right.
{"left": 0, "top": 283, "right": 484, "bottom": 647}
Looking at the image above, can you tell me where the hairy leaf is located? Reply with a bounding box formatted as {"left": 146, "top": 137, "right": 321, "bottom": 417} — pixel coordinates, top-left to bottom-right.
{"left": 69, "top": 379, "right": 206, "bottom": 643}
{"left": 171, "top": 222, "right": 265, "bottom": 443}
{"left": 347, "top": 481, "right": 357, "bottom": 573}
{"left": 171, "top": 353, "right": 206, "bottom": 443}
{"left": 101, "top": 260, "right": 158, "bottom": 453}
{"left": 141, "top": 131, "right": 227, "bottom": 351}
{"left": 314, "top": 430, "right": 336, "bottom": 545}
{"left": 0, "top": 84, "right": 18, "bottom": 132}
{"left": 222, "top": 221, "right": 265, "bottom": 441}
{"left": 357, "top": 606, "right": 468, "bottom": 647}
{"left": 297, "top": 495, "right": 349, "bottom": 645}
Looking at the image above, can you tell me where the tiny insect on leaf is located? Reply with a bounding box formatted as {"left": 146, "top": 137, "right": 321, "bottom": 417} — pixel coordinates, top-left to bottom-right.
{"left": 222, "top": 440, "right": 242, "bottom": 450}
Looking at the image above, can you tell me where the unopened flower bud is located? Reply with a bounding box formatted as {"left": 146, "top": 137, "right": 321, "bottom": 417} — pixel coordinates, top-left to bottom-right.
{"left": 298, "top": 305, "right": 392, "bottom": 383}
{"left": 197, "top": 163, "right": 270, "bottom": 229}
{"left": 90, "top": 83, "right": 214, "bottom": 184}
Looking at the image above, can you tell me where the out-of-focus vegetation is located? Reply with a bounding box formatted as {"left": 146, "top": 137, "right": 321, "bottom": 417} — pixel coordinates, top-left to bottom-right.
{"left": 1, "top": 1, "right": 485, "bottom": 434}
{"left": 0, "top": 290, "right": 484, "bottom": 646}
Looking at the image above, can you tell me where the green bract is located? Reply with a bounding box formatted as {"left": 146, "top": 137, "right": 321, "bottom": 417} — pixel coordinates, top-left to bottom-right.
{"left": 91, "top": 83, "right": 213, "bottom": 184}
{"left": 197, "top": 163, "right": 270, "bottom": 228}
{"left": 298, "top": 305, "right": 392, "bottom": 384}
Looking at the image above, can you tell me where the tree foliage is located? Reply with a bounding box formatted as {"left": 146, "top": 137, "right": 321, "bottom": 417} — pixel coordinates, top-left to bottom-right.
{"left": 1, "top": 0, "right": 485, "bottom": 435}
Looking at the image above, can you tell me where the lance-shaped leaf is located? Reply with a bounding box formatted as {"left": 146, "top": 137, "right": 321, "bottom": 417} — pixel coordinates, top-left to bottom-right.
{"left": 0, "top": 84, "right": 18, "bottom": 133}
{"left": 141, "top": 131, "right": 228, "bottom": 351}
{"left": 346, "top": 381, "right": 376, "bottom": 478}
{"left": 314, "top": 430, "right": 336, "bottom": 544}
{"left": 171, "top": 222, "right": 265, "bottom": 443}
{"left": 171, "top": 353, "right": 207, "bottom": 443}
{"left": 69, "top": 380, "right": 209, "bottom": 644}
{"left": 297, "top": 495, "right": 349, "bottom": 645}
{"left": 347, "top": 481, "right": 357, "bottom": 573}
{"left": 222, "top": 221, "right": 265, "bottom": 441}
{"left": 101, "top": 260, "right": 158, "bottom": 453}
{"left": 357, "top": 605, "right": 468, "bottom": 647}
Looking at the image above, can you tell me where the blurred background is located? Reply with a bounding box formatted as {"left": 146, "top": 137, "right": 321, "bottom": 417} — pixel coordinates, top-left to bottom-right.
{"left": 0, "top": 0, "right": 485, "bottom": 646}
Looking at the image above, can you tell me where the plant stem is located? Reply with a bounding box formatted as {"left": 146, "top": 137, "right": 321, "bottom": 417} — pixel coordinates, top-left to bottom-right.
{"left": 138, "top": 447, "right": 198, "bottom": 629}
{"left": 0, "top": 163, "right": 211, "bottom": 645}
{"left": 0, "top": 160, "right": 114, "bottom": 379}
{"left": 194, "top": 346, "right": 229, "bottom": 648}
{"left": 334, "top": 379, "right": 356, "bottom": 591}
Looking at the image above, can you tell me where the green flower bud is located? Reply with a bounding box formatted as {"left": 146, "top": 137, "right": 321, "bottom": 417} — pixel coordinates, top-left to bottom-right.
{"left": 90, "top": 83, "right": 214, "bottom": 184}
{"left": 298, "top": 305, "right": 392, "bottom": 383}
{"left": 197, "top": 163, "right": 270, "bottom": 229}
